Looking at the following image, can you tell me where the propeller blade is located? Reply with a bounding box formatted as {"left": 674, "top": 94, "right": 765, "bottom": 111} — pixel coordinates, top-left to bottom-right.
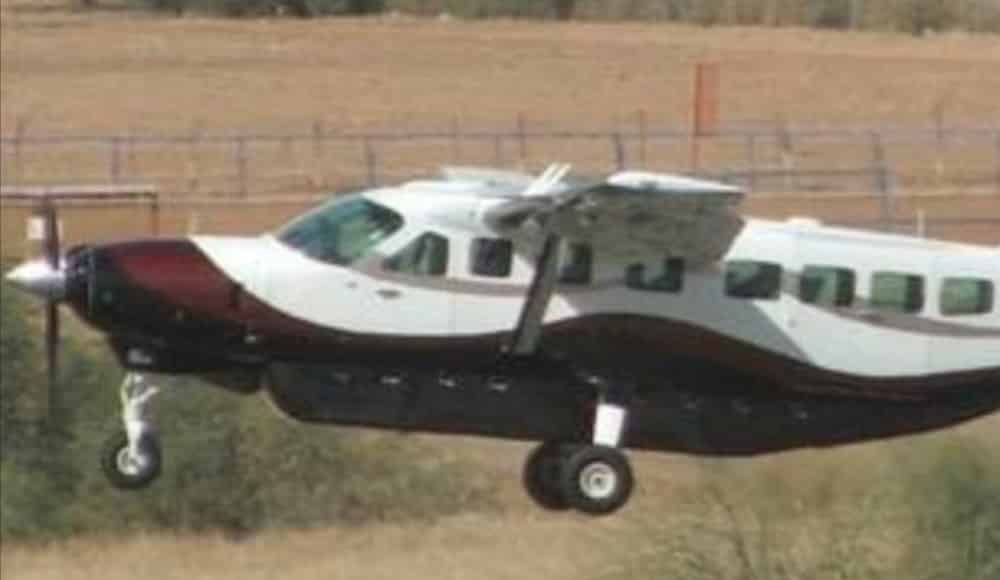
{"left": 36, "top": 200, "right": 62, "bottom": 421}
{"left": 41, "top": 201, "right": 61, "bottom": 269}
{"left": 46, "top": 299, "right": 60, "bottom": 418}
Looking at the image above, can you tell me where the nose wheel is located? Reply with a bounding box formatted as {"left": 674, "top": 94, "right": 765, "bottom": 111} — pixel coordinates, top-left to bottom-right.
{"left": 100, "top": 373, "right": 163, "bottom": 490}
{"left": 101, "top": 430, "right": 162, "bottom": 489}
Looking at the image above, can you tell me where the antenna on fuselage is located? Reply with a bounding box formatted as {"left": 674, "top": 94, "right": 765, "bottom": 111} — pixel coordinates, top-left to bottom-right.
{"left": 522, "top": 163, "right": 572, "bottom": 197}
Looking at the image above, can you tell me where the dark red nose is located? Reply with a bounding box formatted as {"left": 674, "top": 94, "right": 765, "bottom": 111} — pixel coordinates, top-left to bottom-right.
{"left": 67, "top": 239, "right": 246, "bottom": 344}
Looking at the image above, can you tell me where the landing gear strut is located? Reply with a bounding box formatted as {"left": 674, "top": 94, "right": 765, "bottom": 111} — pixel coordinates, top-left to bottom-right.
{"left": 522, "top": 388, "right": 635, "bottom": 515}
{"left": 100, "top": 373, "right": 162, "bottom": 490}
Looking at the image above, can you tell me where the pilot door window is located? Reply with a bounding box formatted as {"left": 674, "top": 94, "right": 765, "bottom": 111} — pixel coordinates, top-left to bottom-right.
{"left": 383, "top": 232, "right": 449, "bottom": 276}
{"left": 470, "top": 238, "right": 514, "bottom": 278}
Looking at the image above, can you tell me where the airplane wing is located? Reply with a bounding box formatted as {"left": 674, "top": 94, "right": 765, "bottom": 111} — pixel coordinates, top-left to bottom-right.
{"left": 483, "top": 169, "right": 745, "bottom": 266}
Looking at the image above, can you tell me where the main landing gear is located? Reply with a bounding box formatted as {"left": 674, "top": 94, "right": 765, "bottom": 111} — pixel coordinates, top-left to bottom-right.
{"left": 100, "top": 373, "right": 163, "bottom": 490}
{"left": 523, "top": 393, "right": 634, "bottom": 515}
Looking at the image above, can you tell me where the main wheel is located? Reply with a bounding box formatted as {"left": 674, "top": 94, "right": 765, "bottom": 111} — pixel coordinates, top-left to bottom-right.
{"left": 100, "top": 430, "right": 162, "bottom": 490}
{"left": 559, "top": 445, "right": 634, "bottom": 516}
{"left": 522, "top": 442, "right": 575, "bottom": 511}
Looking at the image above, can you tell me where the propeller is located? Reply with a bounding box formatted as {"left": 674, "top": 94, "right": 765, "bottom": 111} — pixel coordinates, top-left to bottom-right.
{"left": 4, "top": 199, "right": 67, "bottom": 423}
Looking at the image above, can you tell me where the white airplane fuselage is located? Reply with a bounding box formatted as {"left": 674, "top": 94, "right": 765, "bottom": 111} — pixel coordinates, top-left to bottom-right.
{"left": 20, "top": 185, "right": 1000, "bottom": 456}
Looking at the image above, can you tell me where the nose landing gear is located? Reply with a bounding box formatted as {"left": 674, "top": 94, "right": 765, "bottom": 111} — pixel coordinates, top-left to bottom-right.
{"left": 100, "top": 373, "right": 162, "bottom": 490}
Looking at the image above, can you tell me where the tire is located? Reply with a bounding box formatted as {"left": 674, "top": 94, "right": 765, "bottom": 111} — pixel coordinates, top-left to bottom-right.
{"left": 100, "top": 430, "right": 162, "bottom": 490}
{"left": 522, "top": 442, "right": 574, "bottom": 511}
{"left": 559, "top": 445, "right": 634, "bottom": 516}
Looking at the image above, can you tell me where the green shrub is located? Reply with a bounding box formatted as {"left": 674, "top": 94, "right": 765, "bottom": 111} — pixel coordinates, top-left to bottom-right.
{"left": 1, "top": 271, "right": 495, "bottom": 542}
{"left": 128, "top": 0, "right": 384, "bottom": 17}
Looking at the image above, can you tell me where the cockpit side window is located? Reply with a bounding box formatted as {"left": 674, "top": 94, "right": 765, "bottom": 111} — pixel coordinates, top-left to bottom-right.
{"left": 384, "top": 232, "right": 449, "bottom": 277}
{"left": 277, "top": 196, "right": 404, "bottom": 266}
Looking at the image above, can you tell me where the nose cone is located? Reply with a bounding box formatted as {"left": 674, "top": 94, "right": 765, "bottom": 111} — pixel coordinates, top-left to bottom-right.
{"left": 5, "top": 259, "right": 66, "bottom": 301}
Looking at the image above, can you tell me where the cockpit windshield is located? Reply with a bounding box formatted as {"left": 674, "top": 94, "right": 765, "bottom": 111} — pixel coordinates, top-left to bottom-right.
{"left": 277, "top": 195, "right": 404, "bottom": 266}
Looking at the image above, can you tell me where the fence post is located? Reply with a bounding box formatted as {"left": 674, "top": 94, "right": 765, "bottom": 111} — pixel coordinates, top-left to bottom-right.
{"left": 637, "top": 109, "right": 647, "bottom": 166}
{"left": 494, "top": 134, "right": 504, "bottom": 166}
{"left": 364, "top": 138, "right": 378, "bottom": 187}
{"left": 777, "top": 120, "right": 795, "bottom": 192}
{"left": 235, "top": 135, "right": 248, "bottom": 198}
{"left": 995, "top": 130, "right": 1000, "bottom": 194}
{"left": 870, "top": 131, "right": 894, "bottom": 232}
{"left": 149, "top": 193, "right": 161, "bottom": 237}
{"left": 516, "top": 112, "right": 527, "bottom": 164}
{"left": 109, "top": 136, "right": 122, "bottom": 184}
{"left": 932, "top": 104, "right": 948, "bottom": 185}
{"left": 744, "top": 134, "right": 757, "bottom": 191}
{"left": 451, "top": 115, "right": 462, "bottom": 162}
{"left": 612, "top": 133, "right": 626, "bottom": 171}
{"left": 312, "top": 120, "right": 325, "bottom": 189}
{"left": 127, "top": 126, "right": 138, "bottom": 176}
{"left": 11, "top": 117, "right": 26, "bottom": 183}
{"left": 187, "top": 123, "right": 202, "bottom": 194}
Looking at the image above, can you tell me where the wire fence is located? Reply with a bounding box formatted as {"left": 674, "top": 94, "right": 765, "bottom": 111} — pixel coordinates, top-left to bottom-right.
{"left": 2, "top": 120, "right": 999, "bottom": 198}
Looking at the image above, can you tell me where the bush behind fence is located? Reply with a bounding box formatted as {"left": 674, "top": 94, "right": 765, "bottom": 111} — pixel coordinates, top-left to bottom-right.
{"left": 119, "top": 0, "right": 1000, "bottom": 34}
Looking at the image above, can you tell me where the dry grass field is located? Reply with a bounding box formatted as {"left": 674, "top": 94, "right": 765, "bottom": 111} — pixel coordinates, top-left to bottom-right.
{"left": 3, "top": 0, "right": 1000, "bottom": 132}
{"left": 3, "top": 420, "right": 999, "bottom": 580}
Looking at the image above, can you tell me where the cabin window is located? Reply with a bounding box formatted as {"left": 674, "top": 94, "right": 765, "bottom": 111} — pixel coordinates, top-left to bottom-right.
{"left": 383, "top": 232, "right": 449, "bottom": 276}
{"left": 277, "top": 195, "right": 404, "bottom": 266}
{"left": 800, "top": 266, "right": 855, "bottom": 307}
{"left": 470, "top": 238, "right": 513, "bottom": 278}
{"left": 725, "top": 260, "right": 782, "bottom": 300}
{"left": 626, "top": 258, "right": 685, "bottom": 293}
{"left": 559, "top": 243, "right": 593, "bottom": 285}
{"left": 940, "top": 278, "right": 994, "bottom": 316}
{"left": 871, "top": 272, "right": 924, "bottom": 314}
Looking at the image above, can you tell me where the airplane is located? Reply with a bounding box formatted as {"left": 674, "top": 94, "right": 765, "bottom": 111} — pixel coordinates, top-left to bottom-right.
{"left": 5, "top": 164, "right": 999, "bottom": 515}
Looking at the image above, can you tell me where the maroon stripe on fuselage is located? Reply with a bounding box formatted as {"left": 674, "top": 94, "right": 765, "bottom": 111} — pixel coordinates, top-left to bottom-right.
{"left": 80, "top": 239, "right": 999, "bottom": 402}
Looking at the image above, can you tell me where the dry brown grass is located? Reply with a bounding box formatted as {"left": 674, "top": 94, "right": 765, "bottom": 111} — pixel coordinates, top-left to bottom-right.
{"left": 0, "top": 510, "right": 639, "bottom": 580}
{"left": 3, "top": 0, "right": 1000, "bottom": 134}
{"left": 3, "top": 417, "right": 998, "bottom": 580}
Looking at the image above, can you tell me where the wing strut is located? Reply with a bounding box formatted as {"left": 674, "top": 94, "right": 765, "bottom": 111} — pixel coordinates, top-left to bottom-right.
{"left": 507, "top": 232, "right": 561, "bottom": 356}
{"left": 503, "top": 163, "right": 574, "bottom": 356}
